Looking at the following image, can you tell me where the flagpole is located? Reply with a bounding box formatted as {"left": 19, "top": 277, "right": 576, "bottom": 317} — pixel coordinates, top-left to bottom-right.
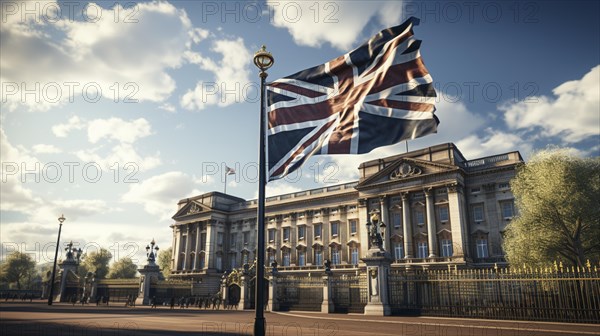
{"left": 224, "top": 170, "right": 227, "bottom": 194}
{"left": 253, "top": 45, "right": 273, "bottom": 336}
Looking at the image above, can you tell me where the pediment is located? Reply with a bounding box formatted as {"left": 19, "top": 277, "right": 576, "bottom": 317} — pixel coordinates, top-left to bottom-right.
{"left": 356, "top": 158, "right": 459, "bottom": 188}
{"left": 172, "top": 201, "right": 208, "bottom": 219}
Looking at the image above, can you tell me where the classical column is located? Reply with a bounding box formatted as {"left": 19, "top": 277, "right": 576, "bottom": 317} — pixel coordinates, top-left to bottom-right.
{"left": 425, "top": 188, "right": 437, "bottom": 257}
{"left": 447, "top": 184, "right": 466, "bottom": 258}
{"left": 173, "top": 227, "right": 182, "bottom": 271}
{"left": 379, "top": 196, "right": 390, "bottom": 252}
{"left": 183, "top": 225, "right": 191, "bottom": 270}
{"left": 401, "top": 193, "right": 413, "bottom": 258}
{"left": 205, "top": 221, "right": 216, "bottom": 269}
{"left": 193, "top": 222, "right": 202, "bottom": 270}
{"left": 170, "top": 227, "right": 177, "bottom": 270}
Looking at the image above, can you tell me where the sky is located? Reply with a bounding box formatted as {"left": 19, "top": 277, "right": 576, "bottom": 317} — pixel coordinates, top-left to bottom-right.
{"left": 1, "top": 0, "right": 599, "bottom": 266}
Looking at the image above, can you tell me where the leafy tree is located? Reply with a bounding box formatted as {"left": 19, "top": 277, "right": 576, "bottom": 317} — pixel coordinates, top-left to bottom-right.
{"left": 503, "top": 149, "right": 600, "bottom": 268}
{"left": 79, "top": 248, "right": 112, "bottom": 279}
{"left": 107, "top": 257, "right": 138, "bottom": 279}
{"left": 0, "top": 252, "right": 37, "bottom": 289}
{"left": 157, "top": 247, "right": 173, "bottom": 278}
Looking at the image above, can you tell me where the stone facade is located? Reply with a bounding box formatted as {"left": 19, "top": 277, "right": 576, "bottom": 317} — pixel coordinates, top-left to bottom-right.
{"left": 169, "top": 143, "right": 523, "bottom": 289}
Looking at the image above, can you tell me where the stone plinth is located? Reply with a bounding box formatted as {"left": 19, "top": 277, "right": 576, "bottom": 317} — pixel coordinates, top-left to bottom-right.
{"left": 361, "top": 248, "right": 392, "bottom": 316}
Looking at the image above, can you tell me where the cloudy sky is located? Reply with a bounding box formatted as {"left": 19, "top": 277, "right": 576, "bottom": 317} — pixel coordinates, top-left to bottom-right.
{"left": 1, "top": 0, "right": 598, "bottom": 266}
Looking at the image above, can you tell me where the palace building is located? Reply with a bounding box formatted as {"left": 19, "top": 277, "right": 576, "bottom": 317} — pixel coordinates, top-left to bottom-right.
{"left": 168, "top": 143, "right": 523, "bottom": 290}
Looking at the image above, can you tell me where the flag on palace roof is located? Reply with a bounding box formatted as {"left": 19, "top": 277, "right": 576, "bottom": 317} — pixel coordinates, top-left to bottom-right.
{"left": 266, "top": 17, "right": 438, "bottom": 181}
{"left": 226, "top": 166, "right": 236, "bottom": 175}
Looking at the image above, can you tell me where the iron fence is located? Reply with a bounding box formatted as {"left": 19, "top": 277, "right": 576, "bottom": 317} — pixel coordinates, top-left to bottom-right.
{"left": 388, "top": 267, "right": 600, "bottom": 323}
{"left": 275, "top": 275, "right": 323, "bottom": 311}
{"left": 331, "top": 273, "right": 367, "bottom": 313}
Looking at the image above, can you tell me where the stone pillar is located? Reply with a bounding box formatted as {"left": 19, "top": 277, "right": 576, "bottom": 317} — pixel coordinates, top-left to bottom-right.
{"left": 170, "top": 226, "right": 177, "bottom": 270}
{"left": 401, "top": 193, "right": 413, "bottom": 258}
{"left": 379, "top": 196, "right": 390, "bottom": 252}
{"left": 239, "top": 275, "right": 247, "bottom": 310}
{"left": 183, "top": 225, "right": 191, "bottom": 270}
{"left": 56, "top": 259, "right": 77, "bottom": 302}
{"left": 267, "top": 274, "right": 277, "bottom": 311}
{"left": 358, "top": 198, "right": 369, "bottom": 256}
{"left": 221, "top": 276, "right": 228, "bottom": 307}
{"left": 425, "top": 188, "right": 437, "bottom": 258}
{"left": 362, "top": 248, "right": 392, "bottom": 315}
{"left": 89, "top": 277, "right": 98, "bottom": 302}
{"left": 321, "top": 273, "right": 334, "bottom": 313}
{"left": 205, "top": 222, "right": 216, "bottom": 269}
{"left": 136, "top": 263, "right": 161, "bottom": 306}
{"left": 174, "top": 227, "right": 182, "bottom": 271}
{"left": 193, "top": 223, "right": 202, "bottom": 270}
{"left": 448, "top": 185, "right": 466, "bottom": 258}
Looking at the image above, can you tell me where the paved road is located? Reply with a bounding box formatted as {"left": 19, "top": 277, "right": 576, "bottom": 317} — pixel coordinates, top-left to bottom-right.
{"left": 1, "top": 301, "right": 599, "bottom": 336}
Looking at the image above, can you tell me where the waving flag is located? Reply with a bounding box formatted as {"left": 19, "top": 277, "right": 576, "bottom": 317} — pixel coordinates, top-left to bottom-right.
{"left": 266, "top": 17, "right": 438, "bottom": 181}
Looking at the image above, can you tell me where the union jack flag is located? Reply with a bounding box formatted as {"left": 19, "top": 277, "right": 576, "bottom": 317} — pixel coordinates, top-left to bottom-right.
{"left": 266, "top": 17, "right": 438, "bottom": 181}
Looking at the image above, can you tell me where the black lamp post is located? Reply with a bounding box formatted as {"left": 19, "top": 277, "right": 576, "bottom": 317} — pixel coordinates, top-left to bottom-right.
{"left": 367, "top": 209, "right": 386, "bottom": 251}
{"left": 47, "top": 214, "right": 65, "bottom": 305}
{"left": 253, "top": 44, "right": 274, "bottom": 336}
{"left": 145, "top": 238, "right": 159, "bottom": 264}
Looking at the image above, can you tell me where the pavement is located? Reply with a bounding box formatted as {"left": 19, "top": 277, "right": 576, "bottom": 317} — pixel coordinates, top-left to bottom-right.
{"left": 1, "top": 300, "right": 599, "bottom": 336}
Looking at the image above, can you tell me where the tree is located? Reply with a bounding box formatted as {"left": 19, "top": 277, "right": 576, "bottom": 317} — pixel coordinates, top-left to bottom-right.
{"left": 107, "top": 257, "right": 138, "bottom": 279}
{"left": 79, "top": 248, "right": 112, "bottom": 279}
{"left": 157, "top": 247, "right": 173, "bottom": 278}
{"left": 503, "top": 149, "right": 600, "bottom": 268}
{"left": 0, "top": 252, "right": 37, "bottom": 289}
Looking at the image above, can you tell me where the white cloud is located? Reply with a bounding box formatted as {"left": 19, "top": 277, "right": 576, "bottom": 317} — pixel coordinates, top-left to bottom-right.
{"left": 32, "top": 144, "right": 62, "bottom": 154}
{"left": 267, "top": 1, "right": 404, "bottom": 50}
{"left": 159, "top": 103, "right": 176, "bottom": 113}
{"left": 264, "top": 182, "right": 302, "bottom": 198}
{"left": 456, "top": 128, "right": 533, "bottom": 160}
{"left": 502, "top": 65, "right": 600, "bottom": 144}
{"left": 52, "top": 116, "right": 161, "bottom": 171}
{"left": 121, "top": 171, "right": 203, "bottom": 220}
{"left": 87, "top": 118, "right": 152, "bottom": 144}
{"left": 52, "top": 116, "right": 85, "bottom": 137}
{"left": 1, "top": 1, "right": 194, "bottom": 111}
{"left": 181, "top": 37, "right": 252, "bottom": 110}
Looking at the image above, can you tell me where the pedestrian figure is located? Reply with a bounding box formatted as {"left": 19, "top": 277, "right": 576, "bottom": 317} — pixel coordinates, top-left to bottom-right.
{"left": 151, "top": 296, "right": 157, "bottom": 309}
{"left": 169, "top": 296, "right": 175, "bottom": 310}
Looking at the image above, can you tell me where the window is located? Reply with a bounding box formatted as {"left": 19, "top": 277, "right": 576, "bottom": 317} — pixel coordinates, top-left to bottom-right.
{"left": 476, "top": 239, "right": 488, "bottom": 258}
{"left": 417, "top": 242, "right": 428, "bottom": 259}
{"left": 217, "top": 232, "right": 224, "bottom": 245}
{"left": 501, "top": 201, "right": 514, "bottom": 219}
{"left": 394, "top": 242, "right": 404, "bottom": 260}
{"left": 314, "top": 248, "right": 323, "bottom": 265}
{"left": 473, "top": 205, "right": 484, "bottom": 222}
{"left": 199, "top": 253, "right": 206, "bottom": 269}
{"left": 201, "top": 233, "right": 207, "bottom": 250}
{"left": 439, "top": 207, "right": 449, "bottom": 222}
{"left": 216, "top": 254, "right": 222, "bottom": 271}
{"left": 298, "top": 226, "right": 306, "bottom": 240}
{"left": 283, "top": 227, "right": 290, "bottom": 241}
{"left": 471, "top": 187, "right": 481, "bottom": 194}
{"left": 230, "top": 254, "right": 237, "bottom": 269}
{"left": 230, "top": 233, "right": 236, "bottom": 248}
{"left": 498, "top": 182, "right": 510, "bottom": 189}
{"left": 350, "top": 220, "right": 357, "bottom": 235}
{"left": 298, "top": 251, "right": 306, "bottom": 266}
{"left": 441, "top": 239, "right": 453, "bottom": 257}
{"left": 331, "top": 222, "right": 339, "bottom": 237}
{"left": 350, "top": 247, "right": 359, "bottom": 265}
{"left": 242, "top": 253, "right": 249, "bottom": 265}
{"left": 268, "top": 229, "right": 276, "bottom": 242}
{"left": 314, "top": 224, "right": 322, "bottom": 238}
{"left": 392, "top": 212, "right": 402, "bottom": 229}
{"left": 268, "top": 252, "right": 276, "bottom": 266}
{"left": 243, "top": 232, "right": 249, "bottom": 245}
{"left": 282, "top": 251, "right": 290, "bottom": 266}
{"left": 416, "top": 210, "right": 425, "bottom": 225}
{"left": 331, "top": 248, "right": 340, "bottom": 265}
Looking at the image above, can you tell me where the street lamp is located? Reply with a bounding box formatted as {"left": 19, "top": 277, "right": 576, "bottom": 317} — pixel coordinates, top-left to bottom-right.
{"left": 48, "top": 214, "right": 65, "bottom": 305}
{"left": 253, "top": 44, "right": 274, "bottom": 336}
{"left": 145, "top": 238, "right": 159, "bottom": 264}
{"left": 367, "top": 209, "right": 386, "bottom": 251}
